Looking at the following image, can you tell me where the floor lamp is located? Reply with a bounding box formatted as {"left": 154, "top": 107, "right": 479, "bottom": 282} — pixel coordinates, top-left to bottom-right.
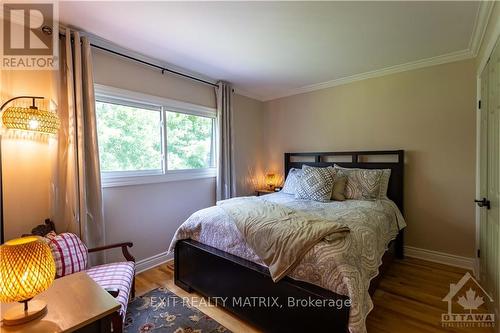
{"left": 0, "top": 96, "right": 60, "bottom": 244}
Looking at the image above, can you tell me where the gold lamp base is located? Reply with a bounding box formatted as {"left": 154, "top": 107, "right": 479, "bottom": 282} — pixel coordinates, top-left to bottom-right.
{"left": 2, "top": 300, "right": 47, "bottom": 326}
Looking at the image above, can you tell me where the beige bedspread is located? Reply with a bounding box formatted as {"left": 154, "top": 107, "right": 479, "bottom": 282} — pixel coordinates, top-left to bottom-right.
{"left": 217, "top": 197, "right": 349, "bottom": 281}
{"left": 169, "top": 192, "right": 406, "bottom": 333}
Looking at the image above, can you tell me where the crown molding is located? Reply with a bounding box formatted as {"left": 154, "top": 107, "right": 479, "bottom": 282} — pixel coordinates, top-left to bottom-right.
{"left": 469, "top": 1, "right": 495, "bottom": 56}
{"left": 477, "top": 2, "right": 500, "bottom": 75}
{"left": 59, "top": 2, "right": 494, "bottom": 104}
{"left": 262, "top": 48, "right": 474, "bottom": 101}
{"left": 257, "top": 2, "right": 494, "bottom": 102}
{"left": 233, "top": 87, "right": 266, "bottom": 102}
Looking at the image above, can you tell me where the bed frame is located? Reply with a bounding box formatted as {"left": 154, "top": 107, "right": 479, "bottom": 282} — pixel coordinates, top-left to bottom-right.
{"left": 175, "top": 150, "right": 405, "bottom": 333}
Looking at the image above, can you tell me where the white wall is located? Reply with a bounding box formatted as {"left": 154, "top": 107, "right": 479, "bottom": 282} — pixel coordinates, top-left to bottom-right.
{"left": 102, "top": 178, "right": 215, "bottom": 264}
{"left": 233, "top": 94, "right": 266, "bottom": 196}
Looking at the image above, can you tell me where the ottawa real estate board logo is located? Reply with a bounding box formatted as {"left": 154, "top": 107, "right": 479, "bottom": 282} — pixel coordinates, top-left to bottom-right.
{"left": 1, "top": 2, "right": 58, "bottom": 70}
{"left": 442, "top": 272, "right": 495, "bottom": 328}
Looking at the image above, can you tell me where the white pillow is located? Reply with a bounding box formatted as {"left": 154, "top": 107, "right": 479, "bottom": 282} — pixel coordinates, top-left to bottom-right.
{"left": 282, "top": 168, "right": 302, "bottom": 194}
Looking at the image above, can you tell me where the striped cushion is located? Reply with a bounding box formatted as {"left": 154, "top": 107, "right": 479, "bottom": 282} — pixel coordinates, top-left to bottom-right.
{"left": 48, "top": 233, "right": 88, "bottom": 278}
{"left": 86, "top": 261, "right": 134, "bottom": 316}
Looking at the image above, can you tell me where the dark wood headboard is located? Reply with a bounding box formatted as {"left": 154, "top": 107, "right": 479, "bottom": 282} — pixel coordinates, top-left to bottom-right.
{"left": 284, "top": 150, "right": 404, "bottom": 213}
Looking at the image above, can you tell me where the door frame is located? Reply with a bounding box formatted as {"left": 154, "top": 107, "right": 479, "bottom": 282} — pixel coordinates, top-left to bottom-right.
{"left": 475, "top": 23, "right": 500, "bottom": 278}
{"left": 475, "top": 74, "right": 481, "bottom": 277}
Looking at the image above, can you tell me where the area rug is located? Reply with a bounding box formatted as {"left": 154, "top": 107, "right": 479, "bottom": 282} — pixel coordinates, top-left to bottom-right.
{"left": 124, "top": 287, "right": 232, "bottom": 333}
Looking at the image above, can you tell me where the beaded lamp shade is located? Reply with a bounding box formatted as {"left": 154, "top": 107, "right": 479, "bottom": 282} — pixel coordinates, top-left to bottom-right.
{"left": 2, "top": 105, "right": 60, "bottom": 135}
{"left": 0, "top": 236, "right": 56, "bottom": 303}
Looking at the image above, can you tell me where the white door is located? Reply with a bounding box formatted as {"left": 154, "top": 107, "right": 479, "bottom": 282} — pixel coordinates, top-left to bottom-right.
{"left": 479, "top": 38, "right": 500, "bottom": 315}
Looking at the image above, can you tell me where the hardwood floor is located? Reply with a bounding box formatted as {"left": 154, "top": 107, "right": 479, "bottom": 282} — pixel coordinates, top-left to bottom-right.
{"left": 135, "top": 258, "right": 494, "bottom": 333}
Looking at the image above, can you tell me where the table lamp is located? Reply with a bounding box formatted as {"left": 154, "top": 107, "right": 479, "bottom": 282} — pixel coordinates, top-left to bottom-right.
{"left": 265, "top": 173, "right": 276, "bottom": 190}
{"left": 0, "top": 236, "right": 56, "bottom": 325}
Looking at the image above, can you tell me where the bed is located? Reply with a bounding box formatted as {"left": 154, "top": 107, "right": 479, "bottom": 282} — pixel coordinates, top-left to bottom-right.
{"left": 170, "top": 150, "right": 405, "bottom": 333}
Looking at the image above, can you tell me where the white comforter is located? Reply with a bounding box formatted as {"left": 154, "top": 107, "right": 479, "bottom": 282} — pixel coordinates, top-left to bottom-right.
{"left": 169, "top": 192, "right": 406, "bottom": 333}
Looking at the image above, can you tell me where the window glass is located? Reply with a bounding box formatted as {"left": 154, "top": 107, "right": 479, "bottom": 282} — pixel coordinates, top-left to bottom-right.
{"left": 166, "top": 111, "right": 215, "bottom": 170}
{"left": 96, "top": 101, "right": 163, "bottom": 172}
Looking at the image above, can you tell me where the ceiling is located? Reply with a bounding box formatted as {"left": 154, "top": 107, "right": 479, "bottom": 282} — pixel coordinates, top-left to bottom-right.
{"left": 59, "top": 1, "right": 486, "bottom": 101}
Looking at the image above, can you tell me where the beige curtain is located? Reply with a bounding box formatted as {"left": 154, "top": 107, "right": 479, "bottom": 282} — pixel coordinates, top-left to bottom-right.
{"left": 52, "top": 29, "right": 104, "bottom": 257}
{"left": 215, "top": 81, "right": 235, "bottom": 200}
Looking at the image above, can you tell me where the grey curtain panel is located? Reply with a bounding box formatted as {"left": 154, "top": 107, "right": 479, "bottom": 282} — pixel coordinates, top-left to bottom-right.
{"left": 215, "top": 81, "right": 236, "bottom": 200}
{"left": 52, "top": 29, "right": 105, "bottom": 261}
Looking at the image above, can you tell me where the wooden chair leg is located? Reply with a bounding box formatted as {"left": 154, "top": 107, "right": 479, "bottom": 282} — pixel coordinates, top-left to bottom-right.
{"left": 131, "top": 275, "right": 136, "bottom": 299}
{"left": 111, "top": 312, "right": 123, "bottom": 333}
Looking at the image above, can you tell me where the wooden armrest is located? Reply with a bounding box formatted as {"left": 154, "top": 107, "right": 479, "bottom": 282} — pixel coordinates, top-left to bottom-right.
{"left": 88, "top": 242, "right": 135, "bottom": 262}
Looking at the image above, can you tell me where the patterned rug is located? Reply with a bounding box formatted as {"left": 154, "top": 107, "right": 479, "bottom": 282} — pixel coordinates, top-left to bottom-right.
{"left": 124, "top": 287, "right": 231, "bottom": 333}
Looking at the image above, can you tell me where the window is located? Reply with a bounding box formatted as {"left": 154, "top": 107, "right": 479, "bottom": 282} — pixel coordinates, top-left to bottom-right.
{"left": 95, "top": 85, "right": 216, "bottom": 187}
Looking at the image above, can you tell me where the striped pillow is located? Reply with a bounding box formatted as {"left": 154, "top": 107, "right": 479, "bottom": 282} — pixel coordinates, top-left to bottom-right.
{"left": 48, "top": 233, "right": 88, "bottom": 278}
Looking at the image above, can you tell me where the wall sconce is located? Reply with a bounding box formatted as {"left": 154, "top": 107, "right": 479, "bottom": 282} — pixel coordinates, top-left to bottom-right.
{"left": 0, "top": 96, "right": 60, "bottom": 243}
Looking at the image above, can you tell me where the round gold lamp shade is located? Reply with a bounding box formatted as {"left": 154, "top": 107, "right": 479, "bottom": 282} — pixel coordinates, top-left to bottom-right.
{"left": 0, "top": 96, "right": 60, "bottom": 135}
{"left": 0, "top": 236, "right": 56, "bottom": 325}
{"left": 2, "top": 105, "right": 60, "bottom": 135}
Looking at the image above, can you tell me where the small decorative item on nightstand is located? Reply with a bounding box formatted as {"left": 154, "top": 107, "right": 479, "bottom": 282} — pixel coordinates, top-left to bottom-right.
{"left": 265, "top": 173, "right": 276, "bottom": 190}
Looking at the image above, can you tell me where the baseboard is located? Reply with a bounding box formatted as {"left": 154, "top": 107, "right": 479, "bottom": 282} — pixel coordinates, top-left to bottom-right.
{"left": 404, "top": 246, "right": 475, "bottom": 274}
{"left": 135, "top": 251, "right": 174, "bottom": 275}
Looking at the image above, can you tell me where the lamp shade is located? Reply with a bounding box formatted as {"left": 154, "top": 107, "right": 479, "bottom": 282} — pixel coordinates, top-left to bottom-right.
{"left": 2, "top": 106, "right": 60, "bottom": 135}
{"left": 265, "top": 173, "right": 276, "bottom": 186}
{"left": 0, "top": 236, "right": 56, "bottom": 303}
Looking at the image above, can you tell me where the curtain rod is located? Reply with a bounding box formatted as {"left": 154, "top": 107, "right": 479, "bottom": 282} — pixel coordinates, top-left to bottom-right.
{"left": 58, "top": 32, "right": 218, "bottom": 88}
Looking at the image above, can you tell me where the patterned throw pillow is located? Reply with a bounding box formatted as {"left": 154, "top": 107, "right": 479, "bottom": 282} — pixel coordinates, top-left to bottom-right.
{"left": 282, "top": 168, "right": 302, "bottom": 194}
{"left": 47, "top": 232, "right": 88, "bottom": 278}
{"left": 295, "top": 165, "right": 335, "bottom": 202}
{"left": 334, "top": 165, "right": 391, "bottom": 200}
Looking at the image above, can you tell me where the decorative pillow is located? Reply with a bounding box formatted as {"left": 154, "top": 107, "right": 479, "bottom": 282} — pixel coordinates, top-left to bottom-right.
{"left": 48, "top": 232, "right": 88, "bottom": 278}
{"left": 378, "top": 169, "right": 391, "bottom": 198}
{"left": 334, "top": 165, "right": 391, "bottom": 199}
{"left": 45, "top": 231, "right": 57, "bottom": 240}
{"left": 295, "top": 165, "right": 335, "bottom": 202}
{"left": 40, "top": 231, "right": 57, "bottom": 244}
{"left": 282, "top": 168, "right": 302, "bottom": 194}
{"left": 331, "top": 174, "right": 347, "bottom": 201}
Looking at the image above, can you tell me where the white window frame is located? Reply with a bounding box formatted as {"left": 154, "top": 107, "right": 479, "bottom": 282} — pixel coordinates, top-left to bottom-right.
{"left": 95, "top": 84, "right": 217, "bottom": 188}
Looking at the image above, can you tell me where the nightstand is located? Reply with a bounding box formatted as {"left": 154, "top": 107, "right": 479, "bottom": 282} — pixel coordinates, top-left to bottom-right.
{"left": 0, "top": 272, "right": 120, "bottom": 333}
{"left": 256, "top": 189, "right": 278, "bottom": 196}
